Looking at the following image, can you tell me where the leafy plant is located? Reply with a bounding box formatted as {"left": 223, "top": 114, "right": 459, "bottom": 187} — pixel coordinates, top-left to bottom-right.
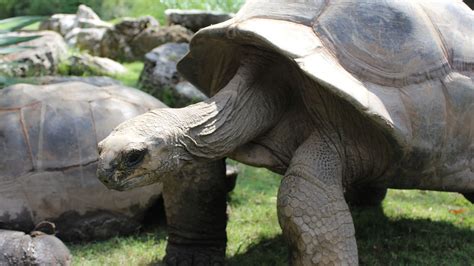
{"left": 0, "top": 16, "right": 44, "bottom": 54}
{"left": 0, "top": 16, "right": 45, "bottom": 87}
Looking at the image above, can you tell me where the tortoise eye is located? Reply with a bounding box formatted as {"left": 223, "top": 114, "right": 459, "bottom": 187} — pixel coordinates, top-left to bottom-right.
{"left": 126, "top": 149, "right": 146, "bottom": 167}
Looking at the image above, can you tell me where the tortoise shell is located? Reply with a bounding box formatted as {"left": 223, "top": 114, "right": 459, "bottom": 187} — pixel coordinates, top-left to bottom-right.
{"left": 178, "top": 0, "right": 473, "bottom": 188}
{"left": 0, "top": 82, "right": 165, "bottom": 240}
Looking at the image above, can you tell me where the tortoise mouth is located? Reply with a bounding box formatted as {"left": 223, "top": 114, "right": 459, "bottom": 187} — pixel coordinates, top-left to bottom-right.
{"left": 115, "top": 175, "right": 148, "bottom": 191}
{"left": 97, "top": 169, "right": 158, "bottom": 191}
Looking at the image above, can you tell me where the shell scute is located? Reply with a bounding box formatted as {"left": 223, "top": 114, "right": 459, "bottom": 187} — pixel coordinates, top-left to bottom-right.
{"left": 0, "top": 111, "right": 33, "bottom": 179}
{"left": 23, "top": 101, "right": 97, "bottom": 170}
{"left": 315, "top": 1, "right": 450, "bottom": 86}
{"left": 90, "top": 98, "right": 146, "bottom": 143}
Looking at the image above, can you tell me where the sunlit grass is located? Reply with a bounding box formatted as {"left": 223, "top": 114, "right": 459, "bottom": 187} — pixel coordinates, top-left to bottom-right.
{"left": 70, "top": 163, "right": 473, "bottom": 265}
{"left": 117, "top": 62, "right": 144, "bottom": 87}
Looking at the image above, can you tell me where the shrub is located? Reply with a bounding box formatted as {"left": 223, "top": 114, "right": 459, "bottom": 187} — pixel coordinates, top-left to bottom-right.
{"left": 0, "top": 0, "right": 102, "bottom": 18}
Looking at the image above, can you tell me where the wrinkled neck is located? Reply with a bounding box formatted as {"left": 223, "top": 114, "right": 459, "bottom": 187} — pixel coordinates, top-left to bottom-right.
{"left": 174, "top": 63, "right": 289, "bottom": 160}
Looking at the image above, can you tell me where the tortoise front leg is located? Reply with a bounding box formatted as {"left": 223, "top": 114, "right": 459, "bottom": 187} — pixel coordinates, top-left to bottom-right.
{"left": 277, "top": 133, "right": 358, "bottom": 265}
{"left": 162, "top": 160, "right": 230, "bottom": 266}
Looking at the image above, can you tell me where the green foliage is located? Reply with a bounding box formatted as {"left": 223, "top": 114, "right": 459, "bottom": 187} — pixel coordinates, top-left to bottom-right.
{"left": 0, "top": 16, "right": 44, "bottom": 32}
{"left": 116, "top": 62, "right": 144, "bottom": 87}
{"left": 0, "top": 0, "right": 102, "bottom": 18}
{"left": 0, "top": 0, "right": 245, "bottom": 24}
{"left": 109, "top": 0, "right": 244, "bottom": 22}
{"left": 0, "top": 16, "right": 44, "bottom": 53}
{"left": 0, "top": 16, "right": 45, "bottom": 87}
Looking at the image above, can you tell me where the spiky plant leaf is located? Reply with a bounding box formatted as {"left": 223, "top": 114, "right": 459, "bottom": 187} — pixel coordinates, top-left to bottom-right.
{"left": 0, "top": 35, "right": 41, "bottom": 47}
{"left": 0, "top": 16, "right": 45, "bottom": 33}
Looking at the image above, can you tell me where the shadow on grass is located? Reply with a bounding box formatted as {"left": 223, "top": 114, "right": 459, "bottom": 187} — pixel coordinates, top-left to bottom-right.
{"left": 226, "top": 205, "right": 473, "bottom": 265}
{"left": 353, "top": 205, "right": 473, "bottom": 265}
{"left": 227, "top": 235, "right": 288, "bottom": 266}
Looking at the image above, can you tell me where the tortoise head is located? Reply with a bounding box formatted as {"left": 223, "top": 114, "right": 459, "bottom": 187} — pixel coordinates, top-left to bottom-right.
{"left": 97, "top": 110, "right": 188, "bottom": 191}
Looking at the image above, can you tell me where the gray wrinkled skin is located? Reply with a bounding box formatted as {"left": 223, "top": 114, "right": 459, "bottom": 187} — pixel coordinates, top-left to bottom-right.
{"left": 98, "top": 0, "right": 473, "bottom": 265}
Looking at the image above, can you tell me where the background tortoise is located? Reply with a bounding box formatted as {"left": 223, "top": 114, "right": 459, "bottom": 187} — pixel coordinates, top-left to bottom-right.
{"left": 0, "top": 81, "right": 165, "bottom": 241}
{"left": 98, "top": 0, "right": 473, "bottom": 264}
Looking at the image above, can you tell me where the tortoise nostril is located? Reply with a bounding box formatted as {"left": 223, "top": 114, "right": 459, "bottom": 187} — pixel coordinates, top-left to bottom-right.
{"left": 97, "top": 145, "right": 103, "bottom": 155}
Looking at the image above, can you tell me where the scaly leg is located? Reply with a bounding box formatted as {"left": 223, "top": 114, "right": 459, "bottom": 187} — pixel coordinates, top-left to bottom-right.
{"left": 162, "top": 159, "right": 231, "bottom": 266}
{"left": 277, "top": 133, "right": 358, "bottom": 265}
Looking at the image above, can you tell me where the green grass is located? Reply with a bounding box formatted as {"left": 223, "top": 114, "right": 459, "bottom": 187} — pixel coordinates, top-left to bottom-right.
{"left": 70, "top": 164, "right": 473, "bottom": 265}
{"left": 115, "top": 62, "right": 144, "bottom": 87}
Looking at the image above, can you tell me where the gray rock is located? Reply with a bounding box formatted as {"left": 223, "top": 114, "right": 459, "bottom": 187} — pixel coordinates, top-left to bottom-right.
{"left": 76, "top": 4, "right": 101, "bottom": 21}
{"left": 39, "top": 4, "right": 110, "bottom": 38}
{"left": 99, "top": 17, "right": 192, "bottom": 62}
{"left": 76, "top": 18, "right": 112, "bottom": 29}
{"left": 175, "top": 81, "right": 207, "bottom": 104}
{"left": 39, "top": 14, "right": 76, "bottom": 36}
{"left": 138, "top": 42, "right": 207, "bottom": 107}
{"left": 66, "top": 54, "right": 127, "bottom": 76}
{"left": 100, "top": 16, "right": 170, "bottom": 61}
{"left": 165, "top": 9, "right": 233, "bottom": 32}
{"left": 130, "top": 25, "right": 192, "bottom": 60}
{"left": 65, "top": 27, "right": 106, "bottom": 55}
{"left": 0, "top": 31, "right": 68, "bottom": 77}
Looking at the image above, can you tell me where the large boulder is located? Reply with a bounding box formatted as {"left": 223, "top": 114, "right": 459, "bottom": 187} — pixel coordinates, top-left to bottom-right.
{"left": 165, "top": 9, "right": 233, "bottom": 32}
{"left": 39, "top": 5, "right": 111, "bottom": 37}
{"left": 138, "top": 42, "right": 206, "bottom": 107}
{"left": 0, "top": 82, "right": 166, "bottom": 241}
{"left": 65, "top": 54, "right": 127, "bottom": 76}
{"left": 38, "top": 14, "right": 76, "bottom": 36}
{"left": 100, "top": 16, "right": 158, "bottom": 61}
{"left": 40, "top": 5, "right": 111, "bottom": 55}
{"left": 0, "top": 31, "right": 68, "bottom": 77}
{"left": 100, "top": 16, "right": 192, "bottom": 61}
{"left": 65, "top": 27, "right": 106, "bottom": 55}
{"left": 130, "top": 25, "right": 192, "bottom": 59}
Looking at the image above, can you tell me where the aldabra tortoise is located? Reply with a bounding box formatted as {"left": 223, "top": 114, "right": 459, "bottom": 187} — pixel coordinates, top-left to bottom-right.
{"left": 0, "top": 82, "right": 165, "bottom": 241}
{"left": 97, "top": 0, "right": 474, "bottom": 265}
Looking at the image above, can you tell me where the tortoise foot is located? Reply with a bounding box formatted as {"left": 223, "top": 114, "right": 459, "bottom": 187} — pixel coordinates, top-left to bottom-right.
{"left": 164, "top": 244, "right": 225, "bottom": 266}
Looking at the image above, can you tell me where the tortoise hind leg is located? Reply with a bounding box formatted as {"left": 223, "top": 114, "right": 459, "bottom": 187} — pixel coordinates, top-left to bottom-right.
{"left": 162, "top": 159, "right": 230, "bottom": 266}
{"left": 462, "top": 193, "right": 474, "bottom": 204}
{"left": 277, "top": 133, "right": 358, "bottom": 265}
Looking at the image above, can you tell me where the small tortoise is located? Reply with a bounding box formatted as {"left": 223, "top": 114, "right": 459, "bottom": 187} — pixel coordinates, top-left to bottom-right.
{"left": 0, "top": 222, "right": 72, "bottom": 266}
{"left": 0, "top": 82, "right": 165, "bottom": 241}
{"left": 98, "top": 0, "right": 473, "bottom": 264}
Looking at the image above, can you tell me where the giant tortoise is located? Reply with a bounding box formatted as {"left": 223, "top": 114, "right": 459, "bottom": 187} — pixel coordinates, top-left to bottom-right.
{"left": 97, "top": 0, "right": 473, "bottom": 265}
{"left": 0, "top": 81, "right": 165, "bottom": 241}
